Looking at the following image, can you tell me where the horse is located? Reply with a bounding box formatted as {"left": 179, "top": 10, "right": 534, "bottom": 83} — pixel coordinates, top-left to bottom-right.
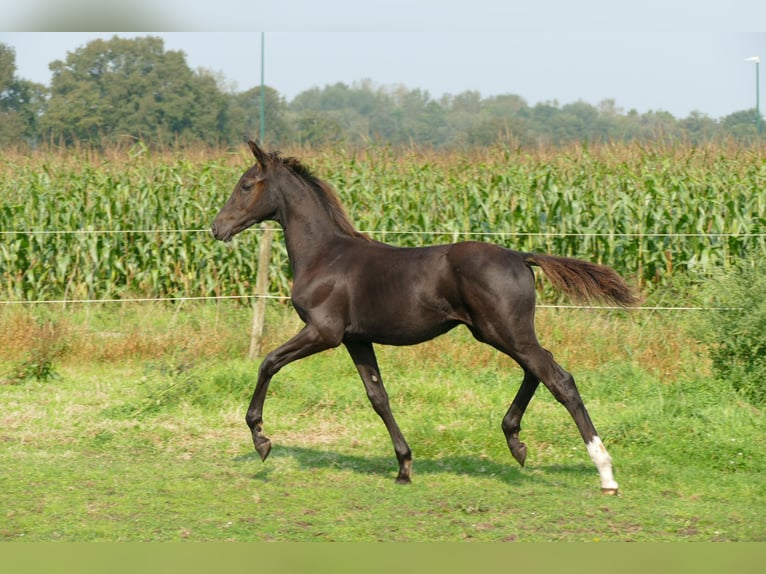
{"left": 211, "top": 140, "right": 637, "bottom": 494}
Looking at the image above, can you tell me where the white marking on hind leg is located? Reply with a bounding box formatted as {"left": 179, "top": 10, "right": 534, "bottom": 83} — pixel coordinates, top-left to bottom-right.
{"left": 586, "top": 436, "right": 619, "bottom": 493}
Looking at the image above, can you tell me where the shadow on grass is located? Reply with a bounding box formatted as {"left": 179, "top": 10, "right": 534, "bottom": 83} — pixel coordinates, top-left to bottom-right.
{"left": 234, "top": 445, "right": 595, "bottom": 487}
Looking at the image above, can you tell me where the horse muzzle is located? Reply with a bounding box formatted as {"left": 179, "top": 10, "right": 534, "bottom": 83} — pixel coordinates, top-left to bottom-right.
{"left": 210, "top": 222, "right": 232, "bottom": 242}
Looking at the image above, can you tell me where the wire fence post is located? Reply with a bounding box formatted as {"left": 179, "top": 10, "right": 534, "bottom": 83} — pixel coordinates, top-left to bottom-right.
{"left": 248, "top": 223, "right": 274, "bottom": 360}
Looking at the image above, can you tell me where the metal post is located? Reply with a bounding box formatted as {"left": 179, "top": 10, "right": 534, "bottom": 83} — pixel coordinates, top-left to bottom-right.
{"left": 249, "top": 32, "right": 275, "bottom": 360}
{"left": 745, "top": 57, "right": 761, "bottom": 135}
{"left": 757, "top": 60, "right": 761, "bottom": 135}
{"left": 260, "top": 32, "right": 266, "bottom": 143}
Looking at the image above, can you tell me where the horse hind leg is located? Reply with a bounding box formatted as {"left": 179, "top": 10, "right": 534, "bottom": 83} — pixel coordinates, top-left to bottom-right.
{"left": 502, "top": 368, "right": 541, "bottom": 467}
{"left": 473, "top": 319, "right": 618, "bottom": 493}
{"left": 521, "top": 345, "right": 619, "bottom": 494}
{"left": 464, "top": 264, "right": 618, "bottom": 493}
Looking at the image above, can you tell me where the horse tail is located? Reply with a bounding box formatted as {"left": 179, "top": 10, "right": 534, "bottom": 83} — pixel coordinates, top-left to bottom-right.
{"left": 522, "top": 253, "right": 639, "bottom": 307}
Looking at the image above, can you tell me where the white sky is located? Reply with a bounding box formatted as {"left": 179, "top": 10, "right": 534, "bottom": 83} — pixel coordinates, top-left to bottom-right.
{"left": 2, "top": 1, "right": 765, "bottom": 119}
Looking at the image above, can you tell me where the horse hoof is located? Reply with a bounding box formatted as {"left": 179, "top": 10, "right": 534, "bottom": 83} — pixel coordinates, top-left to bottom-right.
{"left": 510, "top": 442, "right": 527, "bottom": 467}
{"left": 253, "top": 437, "right": 272, "bottom": 461}
{"left": 601, "top": 487, "right": 619, "bottom": 496}
{"left": 395, "top": 476, "right": 412, "bottom": 485}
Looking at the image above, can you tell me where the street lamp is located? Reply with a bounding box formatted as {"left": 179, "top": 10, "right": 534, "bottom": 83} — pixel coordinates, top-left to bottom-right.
{"left": 745, "top": 56, "right": 760, "bottom": 135}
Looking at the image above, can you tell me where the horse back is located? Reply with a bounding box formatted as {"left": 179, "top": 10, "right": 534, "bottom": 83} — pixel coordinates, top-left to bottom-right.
{"left": 308, "top": 240, "right": 534, "bottom": 345}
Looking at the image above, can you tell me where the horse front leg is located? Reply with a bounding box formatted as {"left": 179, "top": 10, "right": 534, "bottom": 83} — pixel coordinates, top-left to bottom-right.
{"left": 246, "top": 323, "right": 338, "bottom": 461}
{"left": 246, "top": 360, "right": 275, "bottom": 461}
{"left": 345, "top": 341, "right": 413, "bottom": 484}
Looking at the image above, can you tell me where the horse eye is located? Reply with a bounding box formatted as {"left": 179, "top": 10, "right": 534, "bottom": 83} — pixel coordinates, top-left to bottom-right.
{"left": 241, "top": 182, "right": 253, "bottom": 193}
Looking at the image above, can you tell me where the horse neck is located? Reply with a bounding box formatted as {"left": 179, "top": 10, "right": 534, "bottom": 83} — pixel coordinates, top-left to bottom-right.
{"left": 277, "top": 177, "right": 350, "bottom": 274}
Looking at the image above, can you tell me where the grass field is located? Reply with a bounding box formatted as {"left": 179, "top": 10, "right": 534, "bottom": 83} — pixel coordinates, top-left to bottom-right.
{"left": 1, "top": 301, "right": 763, "bottom": 541}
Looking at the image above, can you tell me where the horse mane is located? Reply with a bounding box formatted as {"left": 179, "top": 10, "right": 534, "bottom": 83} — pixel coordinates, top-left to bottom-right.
{"left": 271, "top": 152, "right": 370, "bottom": 241}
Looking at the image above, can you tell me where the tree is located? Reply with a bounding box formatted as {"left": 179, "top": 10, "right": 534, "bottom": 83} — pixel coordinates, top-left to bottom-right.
{"left": 554, "top": 101, "right": 599, "bottom": 141}
{"left": 226, "top": 85, "right": 292, "bottom": 145}
{"left": 40, "top": 35, "right": 227, "bottom": 147}
{"left": 444, "top": 90, "right": 483, "bottom": 114}
{"left": 679, "top": 111, "right": 719, "bottom": 144}
{"left": 294, "top": 111, "right": 344, "bottom": 145}
{"left": 0, "top": 42, "right": 46, "bottom": 147}
{"left": 629, "top": 110, "right": 680, "bottom": 141}
{"left": 0, "top": 43, "right": 14, "bottom": 94}
{"left": 721, "top": 109, "right": 762, "bottom": 141}
{"left": 385, "top": 87, "right": 445, "bottom": 145}
{"left": 466, "top": 117, "right": 530, "bottom": 147}
{"left": 482, "top": 93, "right": 527, "bottom": 118}
{"left": 289, "top": 81, "right": 396, "bottom": 144}
{"left": 8, "top": 33, "right": 766, "bottom": 149}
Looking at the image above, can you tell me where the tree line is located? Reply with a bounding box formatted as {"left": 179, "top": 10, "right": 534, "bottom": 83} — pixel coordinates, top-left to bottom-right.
{"left": 1, "top": 35, "right": 763, "bottom": 150}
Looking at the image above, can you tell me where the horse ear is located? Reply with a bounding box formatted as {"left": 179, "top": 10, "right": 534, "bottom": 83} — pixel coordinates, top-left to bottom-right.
{"left": 248, "top": 140, "right": 267, "bottom": 168}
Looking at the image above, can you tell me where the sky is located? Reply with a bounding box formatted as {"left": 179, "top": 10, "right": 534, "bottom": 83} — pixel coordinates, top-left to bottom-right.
{"left": 2, "top": 1, "right": 765, "bottom": 120}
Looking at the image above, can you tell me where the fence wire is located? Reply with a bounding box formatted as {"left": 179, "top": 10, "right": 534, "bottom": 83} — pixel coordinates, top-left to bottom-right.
{"left": 1, "top": 228, "right": 765, "bottom": 239}
{"left": 0, "top": 294, "right": 731, "bottom": 312}
{"left": 0, "top": 226, "right": 746, "bottom": 311}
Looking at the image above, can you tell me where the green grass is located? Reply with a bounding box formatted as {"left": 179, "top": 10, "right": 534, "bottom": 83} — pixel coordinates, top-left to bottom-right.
{"left": 1, "top": 303, "right": 763, "bottom": 541}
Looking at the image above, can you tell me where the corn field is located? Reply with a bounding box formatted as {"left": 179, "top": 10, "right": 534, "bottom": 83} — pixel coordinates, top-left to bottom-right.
{"left": 1, "top": 143, "right": 764, "bottom": 303}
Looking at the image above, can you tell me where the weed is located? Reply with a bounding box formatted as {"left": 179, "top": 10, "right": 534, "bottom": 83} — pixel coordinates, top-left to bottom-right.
{"left": 693, "top": 260, "right": 766, "bottom": 404}
{"left": 2, "top": 317, "right": 66, "bottom": 384}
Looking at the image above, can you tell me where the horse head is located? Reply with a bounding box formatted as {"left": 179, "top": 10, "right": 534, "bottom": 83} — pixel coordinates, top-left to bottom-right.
{"left": 211, "top": 140, "right": 280, "bottom": 242}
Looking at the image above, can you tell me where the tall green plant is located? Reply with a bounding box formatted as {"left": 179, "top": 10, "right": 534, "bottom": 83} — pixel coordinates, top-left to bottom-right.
{"left": 694, "top": 260, "right": 766, "bottom": 404}
{"left": 1, "top": 144, "right": 764, "bottom": 303}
